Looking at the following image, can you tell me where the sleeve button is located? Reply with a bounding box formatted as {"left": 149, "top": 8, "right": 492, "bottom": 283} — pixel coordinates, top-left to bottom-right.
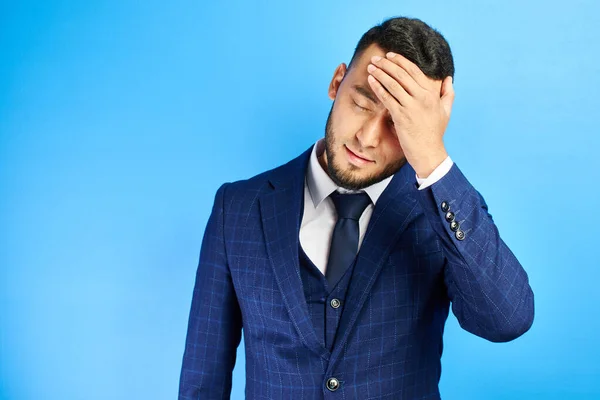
{"left": 441, "top": 201, "right": 450, "bottom": 212}
{"left": 450, "top": 221, "right": 460, "bottom": 232}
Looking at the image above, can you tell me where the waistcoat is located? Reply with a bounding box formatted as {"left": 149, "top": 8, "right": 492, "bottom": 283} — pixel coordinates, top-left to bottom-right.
{"left": 298, "top": 244, "right": 358, "bottom": 352}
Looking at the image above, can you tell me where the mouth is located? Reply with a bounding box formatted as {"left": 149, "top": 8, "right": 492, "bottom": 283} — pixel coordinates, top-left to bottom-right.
{"left": 345, "top": 145, "right": 374, "bottom": 166}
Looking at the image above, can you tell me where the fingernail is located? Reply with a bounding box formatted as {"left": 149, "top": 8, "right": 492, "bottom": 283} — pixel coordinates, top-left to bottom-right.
{"left": 371, "top": 56, "right": 382, "bottom": 63}
{"left": 386, "top": 52, "right": 396, "bottom": 58}
{"left": 367, "top": 64, "right": 376, "bottom": 73}
{"left": 368, "top": 75, "right": 376, "bottom": 83}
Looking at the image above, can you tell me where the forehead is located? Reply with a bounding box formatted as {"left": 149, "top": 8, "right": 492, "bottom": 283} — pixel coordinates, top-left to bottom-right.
{"left": 349, "top": 44, "right": 386, "bottom": 76}
{"left": 344, "top": 44, "right": 387, "bottom": 104}
{"left": 344, "top": 44, "right": 386, "bottom": 94}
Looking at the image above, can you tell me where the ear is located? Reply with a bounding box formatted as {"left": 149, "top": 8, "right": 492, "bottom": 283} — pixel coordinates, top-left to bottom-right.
{"left": 440, "top": 76, "right": 455, "bottom": 118}
{"left": 328, "top": 63, "right": 347, "bottom": 100}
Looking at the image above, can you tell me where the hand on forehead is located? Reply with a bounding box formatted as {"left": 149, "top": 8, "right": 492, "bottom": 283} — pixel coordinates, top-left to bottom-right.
{"left": 371, "top": 52, "right": 444, "bottom": 95}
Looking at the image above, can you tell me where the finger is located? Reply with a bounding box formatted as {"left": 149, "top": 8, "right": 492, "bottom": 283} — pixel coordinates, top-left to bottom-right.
{"left": 367, "top": 74, "right": 404, "bottom": 113}
{"left": 385, "top": 52, "right": 430, "bottom": 91}
{"left": 367, "top": 63, "right": 411, "bottom": 106}
{"left": 371, "top": 56, "right": 423, "bottom": 98}
{"left": 440, "top": 76, "right": 455, "bottom": 117}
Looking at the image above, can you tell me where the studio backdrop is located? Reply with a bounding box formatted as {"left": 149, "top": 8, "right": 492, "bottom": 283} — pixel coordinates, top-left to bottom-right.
{"left": 1, "top": 1, "right": 599, "bottom": 399}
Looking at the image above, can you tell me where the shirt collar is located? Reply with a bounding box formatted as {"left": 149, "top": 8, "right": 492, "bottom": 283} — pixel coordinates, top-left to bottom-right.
{"left": 306, "top": 138, "right": 394, "bottom": 208}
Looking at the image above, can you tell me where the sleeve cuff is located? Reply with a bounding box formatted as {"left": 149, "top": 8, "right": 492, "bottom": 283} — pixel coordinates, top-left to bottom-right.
{"left": 416, "top": 156, "right": 454, "bottom": 190}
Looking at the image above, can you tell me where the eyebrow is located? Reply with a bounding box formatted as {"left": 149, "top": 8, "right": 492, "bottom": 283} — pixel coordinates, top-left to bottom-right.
{"left": 352, "top": 84, "right": 380, "bottom": 105}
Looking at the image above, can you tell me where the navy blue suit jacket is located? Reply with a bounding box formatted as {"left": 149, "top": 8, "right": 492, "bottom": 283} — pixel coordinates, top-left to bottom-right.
{"left": 179, "top": 144, "right": 534, "bottom": 399}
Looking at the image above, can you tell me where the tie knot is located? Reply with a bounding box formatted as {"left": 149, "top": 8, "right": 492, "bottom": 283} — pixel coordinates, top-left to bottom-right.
{"left": 330, "top": 191, "right": 371, "bottom": 221}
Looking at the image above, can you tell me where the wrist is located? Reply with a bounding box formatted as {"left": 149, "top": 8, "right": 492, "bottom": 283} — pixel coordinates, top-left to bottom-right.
{"left": 412, "top": 149, "right": 448, "bottom": 179}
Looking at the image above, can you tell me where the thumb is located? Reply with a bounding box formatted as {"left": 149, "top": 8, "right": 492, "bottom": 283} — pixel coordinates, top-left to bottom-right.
{"left": 440, "top": 76, "right": 455, "bottom": 117}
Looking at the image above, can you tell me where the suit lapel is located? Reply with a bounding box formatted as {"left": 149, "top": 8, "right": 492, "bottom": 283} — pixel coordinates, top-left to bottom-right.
{"left": 329, "top": 162, "right": 421, "bottom": 366}
{"left": 259, "top": 145, "right": 330, "bottom": 360}
{"left": 259, "top": 146, "right": 420, "bottom": 363}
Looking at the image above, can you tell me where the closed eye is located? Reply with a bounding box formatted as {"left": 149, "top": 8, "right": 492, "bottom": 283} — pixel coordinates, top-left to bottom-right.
{"left": 353, "top": 100, "right": 370, "bottom": 112}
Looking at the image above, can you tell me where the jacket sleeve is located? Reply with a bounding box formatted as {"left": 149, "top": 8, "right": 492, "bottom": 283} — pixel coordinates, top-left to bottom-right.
{"left": 415, "top": 163, "right": 534, "bottom": 342}
{"left": 179, "top": 182, "right": 243, "bottom": 399}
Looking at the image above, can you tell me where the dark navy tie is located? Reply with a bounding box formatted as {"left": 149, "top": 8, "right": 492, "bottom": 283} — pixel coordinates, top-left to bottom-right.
{"left": 325, "top": 191, "right": 371, "bottom": 287}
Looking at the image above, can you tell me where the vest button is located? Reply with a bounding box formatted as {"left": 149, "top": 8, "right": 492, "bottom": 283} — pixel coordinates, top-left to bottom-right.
{"left": 330, "top": 298, "right": 341, "bottom": 309}
{"left": 326, "top": 377, "right": 340, "bottom": 391}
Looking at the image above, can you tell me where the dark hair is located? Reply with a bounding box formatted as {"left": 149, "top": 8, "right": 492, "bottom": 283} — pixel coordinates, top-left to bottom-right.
{"left": 348, "top": 16, "right": 454, "bottom": 80}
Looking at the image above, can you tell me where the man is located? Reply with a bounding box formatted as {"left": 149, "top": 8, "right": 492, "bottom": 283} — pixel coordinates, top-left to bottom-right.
{"left": 179, "top": 16, "right": 534, "bottom": 399}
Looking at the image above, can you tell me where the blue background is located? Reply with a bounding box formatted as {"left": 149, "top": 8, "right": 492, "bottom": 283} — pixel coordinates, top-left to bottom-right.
{"left": 1, "top": 1, "right": 599, "bottom": 399}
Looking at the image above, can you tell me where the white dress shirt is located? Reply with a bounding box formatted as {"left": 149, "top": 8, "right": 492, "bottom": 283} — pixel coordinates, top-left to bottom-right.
{"left": 299, "top": 138, "right": 453, "bottom": 275}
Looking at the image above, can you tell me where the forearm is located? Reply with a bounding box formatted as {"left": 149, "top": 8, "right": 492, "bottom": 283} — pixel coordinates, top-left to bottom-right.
{"left": 415, "top": 163, "right": 534, "bottom": 342}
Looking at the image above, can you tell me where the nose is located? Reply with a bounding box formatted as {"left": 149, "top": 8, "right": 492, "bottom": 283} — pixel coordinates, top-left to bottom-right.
{"left": 356, "top": 114, "right": 389, "bottom": 148}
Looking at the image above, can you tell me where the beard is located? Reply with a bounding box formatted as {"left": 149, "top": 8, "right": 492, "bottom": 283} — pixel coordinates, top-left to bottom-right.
{"left": 323, "top": 103, "right": 406, "bottom": 190}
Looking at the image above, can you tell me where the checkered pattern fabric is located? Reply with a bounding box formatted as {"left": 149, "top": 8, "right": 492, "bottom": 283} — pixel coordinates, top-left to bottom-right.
{"left": 178, "top": 145, "right": 534, "bottom": 399}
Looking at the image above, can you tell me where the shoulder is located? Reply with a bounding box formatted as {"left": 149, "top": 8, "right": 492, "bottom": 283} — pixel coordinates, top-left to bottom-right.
{"left": 221, "top": 144, "right": 313, "bottom": 201}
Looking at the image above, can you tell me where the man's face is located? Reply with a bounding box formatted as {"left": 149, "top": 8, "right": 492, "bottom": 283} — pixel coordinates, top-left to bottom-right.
{"left": 322, "top": 44, "right": 407, "bottom": 190}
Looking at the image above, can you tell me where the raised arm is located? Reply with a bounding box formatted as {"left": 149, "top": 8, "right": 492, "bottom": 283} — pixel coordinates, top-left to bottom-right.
{"left": 416, "top": 164, "right": 534, "bottom": 342}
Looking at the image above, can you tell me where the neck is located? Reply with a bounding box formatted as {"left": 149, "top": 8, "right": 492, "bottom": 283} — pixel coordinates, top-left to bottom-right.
{"left": 318, "top": 148, "right": 329, "bottom": 175}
